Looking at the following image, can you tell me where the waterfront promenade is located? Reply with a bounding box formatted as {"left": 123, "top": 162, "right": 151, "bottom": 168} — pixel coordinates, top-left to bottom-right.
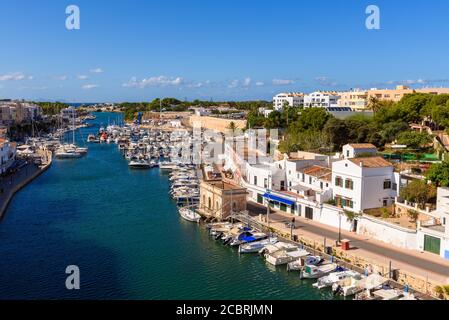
{"left": 246, "top": 201, "right": 449, "bottom": 296}
{"left": 0, "top": 151, "right": 52, "bottom": 219}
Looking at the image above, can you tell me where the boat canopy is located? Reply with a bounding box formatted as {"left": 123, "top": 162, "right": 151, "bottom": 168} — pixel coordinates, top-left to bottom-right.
{"left": 263, "top": 193, "right": 295, "bottom": 206}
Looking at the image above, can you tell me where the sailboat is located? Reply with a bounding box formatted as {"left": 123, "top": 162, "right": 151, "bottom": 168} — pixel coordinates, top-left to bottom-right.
{"left": 55, "top": 107, "right": 87, "bottom": 159}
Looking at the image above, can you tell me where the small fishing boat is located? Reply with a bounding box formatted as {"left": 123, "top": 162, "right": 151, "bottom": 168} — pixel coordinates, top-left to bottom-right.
{"left": 238, "top": 237, "right": 278, "bottom": 254}
{"left": 299, "top": 262, "right": 339, "bottom": 279}
{"left": 87, "top": 134, "right": 99, "bottom": 143}
{"left": 332, "top": 273, "right": 384, "bottom": 297}
{"left": 178, "top": 207, "right": 201, "bottom": 223}
{"left": 259, "top": 242, "right": 298, "bottom": 255}
{"left": 265, "top": 247, "right": 310, "bottom": 266}
{"left": 313, "top": 270, "right": 360, "bottom": 289}
{"left": 287, "top": 255, "right": 322, "bottom": 272}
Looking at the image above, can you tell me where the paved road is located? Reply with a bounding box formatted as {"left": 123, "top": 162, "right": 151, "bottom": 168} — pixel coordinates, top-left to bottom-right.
{"left": 247, "top": 202, "right": 449, "bottom": 279}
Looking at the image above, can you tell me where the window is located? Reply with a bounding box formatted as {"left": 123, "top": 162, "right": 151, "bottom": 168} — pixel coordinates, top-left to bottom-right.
{"left": 346, "top": 150, "right": 350, "bottom": 157}
{"left": 392, "top": 183, "right": 397, "bottom": 191}
{"left": 302, "top": 173, "right": 305, "bottom": 182}
{"left": 309, "top": 177, "right": 312, "bottom": 184}
{"left": 254, "top": 176, "right": 257, "bottom": 185}
{"left": 345, "top": 179, "right": 354, "bottom": 190}
{"left": 335, "top": 176, "right": 343, "bottom": 187}
{"left": 383, "top": 180, "right": 392, "bottom": 189}
{"left": 320, "top": 182, "right": 323, "bottom": 189}
{"left": 264, "top": 178, "right": 268, "bottom": 188}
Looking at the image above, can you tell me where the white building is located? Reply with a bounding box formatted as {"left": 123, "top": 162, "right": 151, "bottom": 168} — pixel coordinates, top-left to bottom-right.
{"left": 342, "top": 143, "right": 378, "bottom": 159}
{"left": 332, "top": 157, "right": 399, "bottom": 213}
{"left": 193, "top": 107, "right": 212, "bottom": 117}
{"left": 0, "top": 139, "right": 16, "bottom": 174}
{"left": 0, "top": 101, "right": 42, "bottom": 126}
{"left": 272, "top": 93, "right": 304, "bottom": 111}
{"left": 170, "top": 119, "right": 183, "bottom": 128}
{"left": 416, "top": 188, "right": 449, "bottom": 259}
{"left": 61, "top": 107, "right": 77, "bottom": 121}
{"left": 304, "top": 91, "right": 340, "bottom": 108}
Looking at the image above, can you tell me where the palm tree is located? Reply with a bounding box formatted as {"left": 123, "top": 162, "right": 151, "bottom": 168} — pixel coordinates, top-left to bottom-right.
{"left": 367, "top": 96, "right": 381, "bottom": 114}
{"left": 227, "top": 121, "right": 237, "bottom": 133}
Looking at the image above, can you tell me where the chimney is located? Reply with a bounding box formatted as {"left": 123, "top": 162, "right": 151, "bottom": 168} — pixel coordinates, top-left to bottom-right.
{"left": 360, "top": 161, "right": 363, "bottom": 167}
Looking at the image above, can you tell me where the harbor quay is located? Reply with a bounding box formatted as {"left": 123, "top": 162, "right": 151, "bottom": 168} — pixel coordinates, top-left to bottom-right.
{"left": 0, "top": 150, "right": 52, "bottom": 219}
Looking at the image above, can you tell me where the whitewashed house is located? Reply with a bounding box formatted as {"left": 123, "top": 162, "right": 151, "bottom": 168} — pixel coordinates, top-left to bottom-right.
{"left": 332, "top": 157, "right": 399, "bottom": 213}
{"left": 342, "top": 143, "right": 378, "bottom": 159}
{"left": 0, "top": 139, "right": 16, "bottom": 174}
{"left": 416, "top": 188, "right": 449, "bottom": 259}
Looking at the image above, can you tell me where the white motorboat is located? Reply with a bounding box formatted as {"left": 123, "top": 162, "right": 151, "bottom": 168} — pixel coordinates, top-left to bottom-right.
{"left": 55, "top": 147, "right": 83, "bottom": 159}
{"left": 313, "top": 270, "right": 360, "bottom": 289}
{"left": 128, "top": 159, "right": 151, "bottom": 169}
{"left": 332, "top": 273, "right": 377, "bottom": 297}
{"left": 265, "top": 248, "right": 310, "bottom": 266}
{"left": 238, "top": 237, "right": 278, "bottom": 254}
{"left": 229, "top": 232, "right": 267, "bottom": 247}
{"left": 178, "top": 207, "right": 201, "bottom": 223}
{"left": 287, "top": 255, "right": 323, "bottom": 272}
{"left": 300, "top": 262, "right": 338, "bottom": 279}
{"left": 259, "top": 242, "right": 298, "bottom": 255}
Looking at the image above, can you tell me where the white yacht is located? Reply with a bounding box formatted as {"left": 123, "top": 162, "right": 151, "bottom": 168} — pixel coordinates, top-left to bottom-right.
{"left": 178, "top": 207, "right": 201, "bottom": 223}
{"left": 128, "top": 159, "right": 152, "bottom": 169}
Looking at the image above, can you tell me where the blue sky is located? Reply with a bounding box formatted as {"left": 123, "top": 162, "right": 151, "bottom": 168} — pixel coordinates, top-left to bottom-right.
{"left": 1, "top": 0, "right": 449, "bottom": 102}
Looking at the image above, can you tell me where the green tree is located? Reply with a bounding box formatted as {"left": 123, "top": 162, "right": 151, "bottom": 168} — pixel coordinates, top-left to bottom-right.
{"left": 426, "top": 159, "right": 449, "bottom": 187}
{"left": 400, "top": 180, "right": 436, "bottom": 209}
{"left": 295, "top": 107, "right": 331, "bottom": 131}
{"left": 396, "top": 131, "right": 432, "bottom": 149}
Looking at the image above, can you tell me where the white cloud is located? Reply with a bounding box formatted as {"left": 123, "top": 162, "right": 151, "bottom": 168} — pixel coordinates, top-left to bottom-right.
{"left": 243, "top": 77, "right": 251, "bottom": 87}
{"left": 315, "top": 76, "right": 340, "bottom": 87}
{"left": 0, "top": 72, "right": 26, "bottom": 81}
{"left": 228, "top": 79, "right": 239, "bottom": 88}
{"left": 89, "top": 68, "right": 104, "bottom": 74}
{"left": 19, "top": 86, "right": 48, "bottom": 90}
{"left": 255, "top": 81, "right": 265, "bottom": 86}
{"left": 123, "top": 76, "right": 184, "bottom": 88}
{"left": 77, "top": 75, "right": 89, "bottom": 80}
{"left": 82, "top": 84, "right": 99, "bottom": 90}
{"left": 54, "top": 75, "right": 68, "bottom": 81}
{"left": 272, "top": 78, "right": 295, "bottom": 86}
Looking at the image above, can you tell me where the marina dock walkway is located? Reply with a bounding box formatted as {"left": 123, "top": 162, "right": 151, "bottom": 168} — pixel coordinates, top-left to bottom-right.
{"left": 247, "top": 201, "right": 449, "bottom": 285}
{"left": 0, "top": 151, "right": 52, "bottom": 219}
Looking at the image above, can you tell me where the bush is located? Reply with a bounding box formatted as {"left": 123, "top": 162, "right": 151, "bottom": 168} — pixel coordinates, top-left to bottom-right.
{"left": 407, "top": 210, "right": 419, "bottom": 222}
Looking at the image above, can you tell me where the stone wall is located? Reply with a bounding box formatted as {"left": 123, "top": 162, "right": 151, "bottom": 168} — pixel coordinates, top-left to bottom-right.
{"left": 189, "top": 115, "right": 247, "bottom": 133}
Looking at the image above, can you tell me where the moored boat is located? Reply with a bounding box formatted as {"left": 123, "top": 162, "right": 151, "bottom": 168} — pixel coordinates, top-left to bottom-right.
{"left": 178, "top": 207, "right": 201, "bottom": 223}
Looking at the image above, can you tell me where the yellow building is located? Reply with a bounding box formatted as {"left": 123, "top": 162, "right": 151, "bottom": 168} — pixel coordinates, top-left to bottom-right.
{"left": 338, "top": 85, "right": 449, "bottom": 111}
{"left": 198, "top": 179, "right": 247, "bottom": 221}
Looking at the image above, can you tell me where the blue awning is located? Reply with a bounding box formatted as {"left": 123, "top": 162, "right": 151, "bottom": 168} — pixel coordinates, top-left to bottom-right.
{"left": 263, "top": 193, "right": 295, "bottom": 206}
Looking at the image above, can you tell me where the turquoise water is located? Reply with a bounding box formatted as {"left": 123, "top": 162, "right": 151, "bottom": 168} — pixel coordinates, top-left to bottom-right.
{"left": 0, "top": 113, "right": 338, "bottom": 300}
